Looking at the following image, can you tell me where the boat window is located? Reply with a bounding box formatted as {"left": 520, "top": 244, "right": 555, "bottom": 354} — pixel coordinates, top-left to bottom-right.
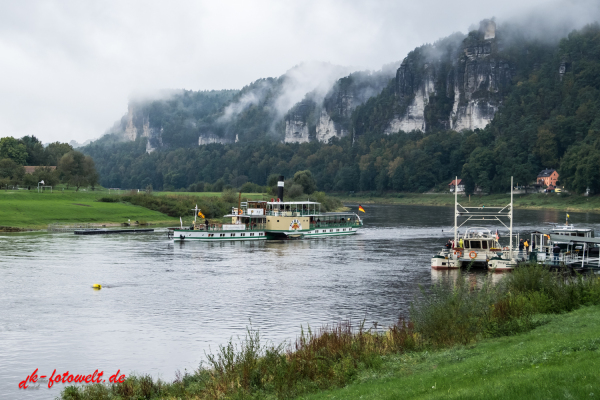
{"left": 464, "top": 240, "right": 469, "bottom": 249}
{"left": 470, "top": 241, "right": 481, "bottom": 249}
{"left": 482, "top": 241, "right": 488, "bottom": 249}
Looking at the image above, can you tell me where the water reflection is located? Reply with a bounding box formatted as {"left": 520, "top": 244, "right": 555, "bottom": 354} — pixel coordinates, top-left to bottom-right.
{"left": 430, "top": 268, "right": 509, "bottom": 287}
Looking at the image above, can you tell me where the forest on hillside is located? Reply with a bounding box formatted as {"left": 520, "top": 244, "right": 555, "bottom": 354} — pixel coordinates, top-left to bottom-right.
{"left": 83, "top": 24, "right": 600, "bottom": 195}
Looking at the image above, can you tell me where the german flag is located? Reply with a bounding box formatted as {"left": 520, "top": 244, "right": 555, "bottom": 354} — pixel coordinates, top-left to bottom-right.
{"left": 358, "top": 205, "right": 365, "bottom": 213}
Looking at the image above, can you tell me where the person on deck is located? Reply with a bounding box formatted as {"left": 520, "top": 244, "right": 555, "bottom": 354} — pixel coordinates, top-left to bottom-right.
{"left": 524, "top": 239, "right": 529, "bottom": 254}
{"left": 553, "top": 243, "right": 561, "bottom": 263}
{"left": 519, "top": 239, "right": 525, "bottom": 260}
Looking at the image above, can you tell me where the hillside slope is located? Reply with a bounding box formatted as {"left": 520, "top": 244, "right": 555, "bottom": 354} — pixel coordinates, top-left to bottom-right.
{"left": 84, "top": 22, "right": 600, "bottom": 194}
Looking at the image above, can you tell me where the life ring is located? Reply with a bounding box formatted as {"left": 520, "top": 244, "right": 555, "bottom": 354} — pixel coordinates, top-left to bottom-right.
{"left": 469, "top": 251, "right": 477, "bottom": 259}
{"left": 454, "top": 250, "right": 463, "bottom": 257}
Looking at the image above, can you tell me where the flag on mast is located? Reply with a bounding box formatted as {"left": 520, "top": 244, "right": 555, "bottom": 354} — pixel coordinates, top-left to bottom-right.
{"left": 358, "top": 205, "right": 365, "bottom": 213}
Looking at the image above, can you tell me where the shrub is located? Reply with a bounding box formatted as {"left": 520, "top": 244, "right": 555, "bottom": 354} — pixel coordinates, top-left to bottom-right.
{"left": 97, "top": 196, "right": 120, "bottom": 203}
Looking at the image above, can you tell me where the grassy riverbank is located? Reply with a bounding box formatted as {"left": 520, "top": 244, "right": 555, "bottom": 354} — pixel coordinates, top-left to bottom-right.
{"left": 0, "top": 189, "right": 342, "bottom": 230}
{"left": 59, "top": 265, "right": 600, "bottom": 400}
{"left": 0, "top": 190, "right": 178, "bottom": 230}
{"left": 332, "top": 192, "right": 600, "bottom": 213}
{"left": 302, "top": 304, "right": 600, "bottom": 400}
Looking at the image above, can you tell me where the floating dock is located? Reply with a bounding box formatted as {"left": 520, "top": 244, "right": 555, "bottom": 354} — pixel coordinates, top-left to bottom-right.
{"left": 74, "top": 228, "right": 154, "bottom": 235}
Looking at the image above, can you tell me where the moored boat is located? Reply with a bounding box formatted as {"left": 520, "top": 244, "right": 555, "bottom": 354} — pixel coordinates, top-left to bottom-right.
{"left": 431, "top": 176, "right": 519, "bottom": 271}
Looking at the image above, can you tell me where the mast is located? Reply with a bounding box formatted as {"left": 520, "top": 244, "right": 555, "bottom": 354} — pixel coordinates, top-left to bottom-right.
{"left": 510, "top": 176, "right": 513, "bottom": 259}
{"left": 454, "top": 176, "right": 458, "bottom": 244}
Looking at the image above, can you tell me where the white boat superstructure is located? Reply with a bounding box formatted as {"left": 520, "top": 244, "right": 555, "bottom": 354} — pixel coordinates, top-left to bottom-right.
{"left": 431, "top": 176, "right": 519, "bottom": 271}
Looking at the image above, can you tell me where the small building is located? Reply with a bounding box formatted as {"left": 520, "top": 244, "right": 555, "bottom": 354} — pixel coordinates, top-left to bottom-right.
{"left": 449, "top": 179, "right": 465, "bottom": 193}
{"left": 24, "top": 166, "right": 56, "bottom": 174}
{"left": 537, "top": 169, "right": 559, "bottom": 187}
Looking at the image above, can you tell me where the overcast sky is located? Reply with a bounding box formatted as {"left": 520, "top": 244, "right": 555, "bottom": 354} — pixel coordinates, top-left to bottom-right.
{"left": 1, "top": 0, "right": 599, "bottom": 144}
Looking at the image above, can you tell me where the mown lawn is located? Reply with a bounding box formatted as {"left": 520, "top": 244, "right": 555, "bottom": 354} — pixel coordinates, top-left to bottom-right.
{"left": 300, "top": 305, "right": 600, "bottom": 400}
{"left": 0, "top": 189, "right": 177, "bottom": 229}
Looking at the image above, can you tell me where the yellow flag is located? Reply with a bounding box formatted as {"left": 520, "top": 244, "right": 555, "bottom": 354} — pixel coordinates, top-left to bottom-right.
{"left": 567, "top": 213, "right": 570, "bottom": 218}
{"left": 198, "top": 211, "right": 205, "bottom": 218}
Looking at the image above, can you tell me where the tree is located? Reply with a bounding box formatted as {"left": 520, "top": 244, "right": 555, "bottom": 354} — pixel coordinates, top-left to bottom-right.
{"left": 292, "top": 170, "right": 317, "bottom": 194}
{"left": 20, "top": 135, "right": 46, "bottom": 166}
{"left": 0, "top": 137, "right": 27, "bottom": 165}
{"left": 46, "top": 142, "right": 74, "bottom": 166}
{"left": 0, "top": 158, "right": 25, "bottom": 186}
{"left": 58, "top": 151, "right": 99, "bottom": 191}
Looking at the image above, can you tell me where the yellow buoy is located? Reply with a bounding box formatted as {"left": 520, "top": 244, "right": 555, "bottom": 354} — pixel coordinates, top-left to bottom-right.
{"left": 92, "top": 284, "right": 102, "bottom": 290}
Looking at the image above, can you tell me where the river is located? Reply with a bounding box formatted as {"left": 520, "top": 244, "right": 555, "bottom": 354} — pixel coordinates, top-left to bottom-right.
{"left": 2, "top": 204, "right": 600, "bottom": 399}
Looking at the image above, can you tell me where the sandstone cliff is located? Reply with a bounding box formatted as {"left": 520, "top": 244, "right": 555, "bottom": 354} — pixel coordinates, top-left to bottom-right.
{"left": 385, "top": 20, "right": 513, "bottom": 134}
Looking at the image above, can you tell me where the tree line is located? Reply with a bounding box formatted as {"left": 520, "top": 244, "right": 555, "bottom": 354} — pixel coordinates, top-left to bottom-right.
{"left": 0, "top": 135, "right": 99, "bottom": 190}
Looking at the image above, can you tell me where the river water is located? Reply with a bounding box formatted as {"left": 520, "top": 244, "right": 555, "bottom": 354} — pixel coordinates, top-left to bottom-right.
{"left": 2, "top": 204, "right": 600, "bottom": 399}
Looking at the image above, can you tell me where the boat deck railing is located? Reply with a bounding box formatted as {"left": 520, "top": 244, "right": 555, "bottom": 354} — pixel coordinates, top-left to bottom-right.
{"left": 190, "top": 223, "right": 266, "bottom": 232}
{"left": 266, "top": 211, "right": 314, "bottom": 217}
{"left": 311, "top": 222, "right": 361, "bottom": 228}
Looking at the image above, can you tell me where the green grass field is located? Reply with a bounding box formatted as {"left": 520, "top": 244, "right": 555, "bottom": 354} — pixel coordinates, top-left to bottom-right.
{"left": 0, "top": 189, "right": 178, "bottom": 229}
{"left": 333, "top": 192, "right": 600, "bottom": 213}
{"left": 299, "top": 305, "right": 600, "bottom": 400}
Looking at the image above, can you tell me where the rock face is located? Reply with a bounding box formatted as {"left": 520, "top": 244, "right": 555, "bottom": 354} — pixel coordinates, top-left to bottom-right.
{"left": 284, "top": 100, "right": 315, "bottom": 143}
{"left": 123, "top": 104, "right": 162, "bottom": 153}
{"left": 286, "top": 70, "right": 394, "bottom": 143}
{"left": 315, "top": 110, "right": 343, "bottom": 142}
{"left": 198, "top": 134, "right": 232, "bottom": 145}
{"left": 386, "top": 19, "right": 512, "bottom": 134}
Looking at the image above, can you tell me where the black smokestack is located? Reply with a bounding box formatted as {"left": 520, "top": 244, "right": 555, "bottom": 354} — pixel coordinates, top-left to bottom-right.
{"left": 277, "top": 175, "right": 284, "bottom": 202}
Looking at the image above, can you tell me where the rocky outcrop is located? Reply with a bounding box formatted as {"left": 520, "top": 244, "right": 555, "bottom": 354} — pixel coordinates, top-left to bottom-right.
{"left": 286, "top": 70, "right": 393, "bottom": 143}
{"left": 386, "top": 63, "right": 436, "bottom": 133}
{"left": 198, "top": 134, "right": 232, "bottom": 146}
{"left": 283, "top": 99, "right": 316, "bottom": 143}
{"left": 315, "top": 110, "right": 344, "bottom": 142}
{"left": 385, "top": 19, "right": 512, "bottom": 134}
{"left": 123, "top": 104, "right": 161, "bottom": 153}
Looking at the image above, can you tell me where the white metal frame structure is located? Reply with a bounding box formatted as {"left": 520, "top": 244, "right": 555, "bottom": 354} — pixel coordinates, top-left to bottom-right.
{"left": 453, "top": 176, "right": 514, "bottom": 259}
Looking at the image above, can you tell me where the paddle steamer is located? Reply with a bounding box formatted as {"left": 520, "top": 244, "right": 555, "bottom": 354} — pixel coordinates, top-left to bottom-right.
{"left": 172, "top": 176, "right": 363, "bottom": 242}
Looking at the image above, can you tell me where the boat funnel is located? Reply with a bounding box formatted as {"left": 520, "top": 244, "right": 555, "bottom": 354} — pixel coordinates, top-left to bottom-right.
{"left": 277, "top": 175, "right": 284, "bottom": 202}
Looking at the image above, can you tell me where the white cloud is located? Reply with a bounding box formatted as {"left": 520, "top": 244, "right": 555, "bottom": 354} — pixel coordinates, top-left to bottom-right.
{"left": 0, "top": 0, "right": 598, "bottom": 143}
